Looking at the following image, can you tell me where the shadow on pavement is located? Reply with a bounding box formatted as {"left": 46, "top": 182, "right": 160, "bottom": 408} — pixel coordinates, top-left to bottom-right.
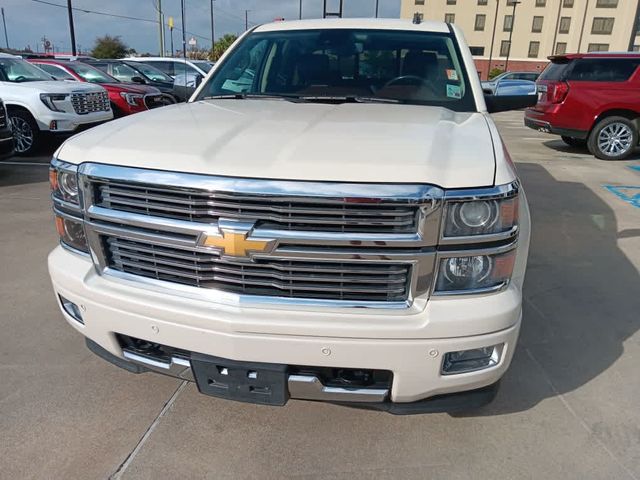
{"left": 542, "top": 139, "right": 640, "bottom": 160}
{"left": 466, "top": 162, "right": 640, "bottom": 416}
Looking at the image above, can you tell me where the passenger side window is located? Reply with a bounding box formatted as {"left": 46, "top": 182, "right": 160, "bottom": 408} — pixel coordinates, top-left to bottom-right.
{"left": 567, "top": 59, "right": 640, "bottom": 82}
{"left": 35, "top": 64, "right": 76, "bottom": 80}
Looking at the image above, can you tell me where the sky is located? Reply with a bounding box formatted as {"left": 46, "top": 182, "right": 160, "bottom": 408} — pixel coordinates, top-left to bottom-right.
{"left": 2, "top": 0, "right": 401, "bottom": 54}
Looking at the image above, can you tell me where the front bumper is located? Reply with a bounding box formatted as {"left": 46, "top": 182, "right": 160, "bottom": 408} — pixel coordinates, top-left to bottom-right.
{"left": 36, "top": 110, "right": 113, "bottom": 133}
{"left": 49, "top": 246, "right": 522, "bottom": 410}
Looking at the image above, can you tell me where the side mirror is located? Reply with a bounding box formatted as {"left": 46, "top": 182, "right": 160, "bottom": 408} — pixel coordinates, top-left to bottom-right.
{"left": 194, "top": 73, "right": 204, "bottom": 88}
{"left": 131, "top": 76, "right": 146, "bottom": 84}
{"left": 485, "top": 80, "right": 538, "bottom": 113}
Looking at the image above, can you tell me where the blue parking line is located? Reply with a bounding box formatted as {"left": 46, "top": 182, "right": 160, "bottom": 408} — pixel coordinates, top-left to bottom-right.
{"left": 604, "top": 185, "right": 640, "bottom": 208}
{"left": 629, "top": 165, "right": 640, "bottom": 173}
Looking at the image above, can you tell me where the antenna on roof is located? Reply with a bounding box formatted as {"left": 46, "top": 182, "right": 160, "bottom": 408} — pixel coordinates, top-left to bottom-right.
{"left": 412, "top": 12, "right": 422, "bottom": 25}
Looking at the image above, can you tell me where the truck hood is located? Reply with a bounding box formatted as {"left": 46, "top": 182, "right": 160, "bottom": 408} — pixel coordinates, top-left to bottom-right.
{"left": 57, "top": 99, "right": 496, "bottom": 187}
{"left": 9, "top": 80, "right": 105, "bottom": 94}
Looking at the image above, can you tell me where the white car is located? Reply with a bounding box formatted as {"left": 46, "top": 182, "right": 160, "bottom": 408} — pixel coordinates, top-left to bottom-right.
{"left": 0, "top": 53, "right": 113, "bottom": 155}
{"left": 48, "top": 19, "right": 535, "bottom": 414}
{"left": 124, "top": 57, "right": 213, "bottom": 81}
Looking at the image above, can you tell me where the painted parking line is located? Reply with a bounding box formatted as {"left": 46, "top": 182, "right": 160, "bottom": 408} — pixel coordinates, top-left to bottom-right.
{"left": 604, "top": 185, "right": 640, "bottom": 208}
{"left": 0, "top": 161, "right": 49, "bottom": 166}
{"left": 629, "top": 165, "right": 640, "bottom": 173}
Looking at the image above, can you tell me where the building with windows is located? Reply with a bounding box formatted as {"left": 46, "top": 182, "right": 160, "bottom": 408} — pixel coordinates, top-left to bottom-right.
{"left": 400, "top": 0, "right": 640, "bottom": 79}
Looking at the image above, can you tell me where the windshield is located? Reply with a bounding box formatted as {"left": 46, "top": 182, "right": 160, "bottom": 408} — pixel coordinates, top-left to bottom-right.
{"left": 68, "top": 62, "right": 117, "bottom": 83}
{"left": 0, "top": 58, "right": 53, "bottom": 82}
{"left": 109, "top": 62, "right": 141, "bottom": 82}
{"left": 196, "top": 29, "right": 475, "bottom": 110}
{"left": 193, "top": 60, "right": 213, "bottom": 73}
{"left": 129, "top": 61, "right": 173, "bottom": 82}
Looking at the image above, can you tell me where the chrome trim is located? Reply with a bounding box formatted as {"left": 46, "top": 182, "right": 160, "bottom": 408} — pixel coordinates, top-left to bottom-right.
{"left": 121, "top": 350, "right": 388, "bottom": 403}
{"left": 439, "top": 225, "right": 519, "bottom": 246}
{"left": 441, "top": 344, "right": 503, "bottom": 375}
{"left": 443, "top": 181, "right": 519, "bottom": 201}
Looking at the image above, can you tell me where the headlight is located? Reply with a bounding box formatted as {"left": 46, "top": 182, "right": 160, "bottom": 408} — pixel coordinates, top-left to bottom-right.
{"left": 55, "top": 215, "right": 89, "bottom": 253}
{"left": 443, "top": 184, "right": 518, "bottom": 239}
{"left": 120, "top": 92, "right": 144, "bottom": 106}
{"left": 40, "top": 93, "right": 68, "bottom": 113}
{"left": 434, "top": 248, "right": 516, "bottom": 294}
{"left": 50, "top": 161, "right": 79, "bottom": 204}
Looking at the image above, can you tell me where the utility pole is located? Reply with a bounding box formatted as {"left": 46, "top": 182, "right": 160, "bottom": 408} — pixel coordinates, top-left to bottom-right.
{"left": 299, "top": 0, "right": 303, "bottom": 19}
{"left": 487, "top": 0, "right": 499, "bottom": 80}
{"left": 504, "top": 0, "right": 520, "bottom": 72}
{"left": 245, "top": 10, "right": 250, "bottom": 31}
{"left": 375, "top": 0, "right": 379, "bottom": 18}
{"left": 157, "top": 0, "right": 164, "bottom": 56}
{"left": 210, "top": 0, "right": 215, "bottom": 49}
{"left": 181, "top": 0, "right": 186, "bottom": 59}
{"left": 1, "top": 8, "right": 8, "bottom": 49}
{"left": 66, "top": 0, "right": 77, "bottom": 56}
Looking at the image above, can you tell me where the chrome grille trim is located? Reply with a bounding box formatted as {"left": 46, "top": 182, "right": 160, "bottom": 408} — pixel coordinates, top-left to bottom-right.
{"left": 78, "top": 163, "right": 443, "bottom": 311}
{"left": 70, "top": 91, "right": 110, "bottom": 115}
{"left": 0, "top": 101, "right": 6, "bottom": 129}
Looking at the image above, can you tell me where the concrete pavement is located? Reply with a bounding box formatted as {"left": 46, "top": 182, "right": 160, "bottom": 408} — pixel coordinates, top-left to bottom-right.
{"left": 1, "top": 113, "right": 639, "bottom": 479}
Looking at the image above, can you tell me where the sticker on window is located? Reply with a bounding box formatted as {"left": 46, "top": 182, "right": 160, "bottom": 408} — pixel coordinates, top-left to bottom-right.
{"left": 446, "top": 69, "right": 459, "bottom": 81}
{"left": 446, "top": 84, "right": 462, "bottom": 99}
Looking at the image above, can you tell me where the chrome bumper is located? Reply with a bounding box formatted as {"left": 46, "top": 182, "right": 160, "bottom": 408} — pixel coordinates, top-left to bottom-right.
{"left": 122, "top": 349, "right": 389, "bottom": 403}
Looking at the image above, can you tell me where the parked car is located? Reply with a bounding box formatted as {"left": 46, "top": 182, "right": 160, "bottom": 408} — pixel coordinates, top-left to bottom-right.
{"left": 482, "top": 71, "right": 540, "bottom": 94}
{"left": 28, "top": 59, "right": 166, "bottom": 117}
{"left": 0, "top": 98, "right": 15, "bottom": 158}
{"left": 47, "top": 19, "right": 535, "bottom": 414}
{"left": 525, "top": 53, "right": 640, "bottom": 160}
{"left": 86, "top": 59, "right": 184, "bottom": 103}
{"left": 494, "top": 79, "right": 537, "bottom": 97}
{"left": 0, "top": 53, "right": 112, "bottom": 155}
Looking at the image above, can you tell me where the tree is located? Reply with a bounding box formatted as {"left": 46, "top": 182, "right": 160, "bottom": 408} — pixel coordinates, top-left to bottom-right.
{"left": 209, "top": 34, "right": 238, "bottom": 61}
{"left": 91, "top": 35, "right": 128, "bottom": 59}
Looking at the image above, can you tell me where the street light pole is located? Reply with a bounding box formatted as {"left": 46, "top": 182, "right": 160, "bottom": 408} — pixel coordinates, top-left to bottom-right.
{"left": 299, "top": 0, "right": 303, "bottom": 19}
{"left": 245, "top": 10, "right": 250, "bottom": 31}
{"left": 157, "top": 0, "right": 164, "bottom": 56}
{"left": 487, "top": 0, "right": 499, "bottom": 80}
{"left": 66, "top": 0, "right": 77, "bottom": 56}
{"left": 210, "top": 0, "right": 215, "bottom": 49}
{"left": 504, "top": 0, "right": 520, "bottom": 72}
{"left": 181, "top": 0, "right": 186, "bottom": 59}
{"left": 1, "top": 8, "right": 9, "bottom": 49}
{"left": 375, "top": 0, "right": 379, "bottom": 18}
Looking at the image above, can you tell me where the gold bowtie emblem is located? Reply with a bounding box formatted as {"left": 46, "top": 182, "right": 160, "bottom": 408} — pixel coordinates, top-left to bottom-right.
{"left": 201, "top": 229, "right": 270, "bottom": 258}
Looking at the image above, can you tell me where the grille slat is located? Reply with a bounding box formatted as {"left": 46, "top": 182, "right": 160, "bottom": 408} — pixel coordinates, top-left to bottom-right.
{"left": 71, "top": 91, "right": 110, "bottom": 115}
{"left": 96, "top": 182, "right": 419, "bottom": 234}
{"left": 106, "top": 237, "right": 411, "bottom": 302}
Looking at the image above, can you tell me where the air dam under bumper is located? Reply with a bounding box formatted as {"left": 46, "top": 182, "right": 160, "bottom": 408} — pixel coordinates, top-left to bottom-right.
{"left": 49, "top": 246, "right": 522, "bottom": 412}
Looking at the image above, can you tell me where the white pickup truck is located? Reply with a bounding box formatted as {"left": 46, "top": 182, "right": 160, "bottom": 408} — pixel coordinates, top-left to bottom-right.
{"left": 0, "top": 53, "right": 113, "bottom": 155}
{"left": 47, "top": 19, "right": 535, "bottom": 414}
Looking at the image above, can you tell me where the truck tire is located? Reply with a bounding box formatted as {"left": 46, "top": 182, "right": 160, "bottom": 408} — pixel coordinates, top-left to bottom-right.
{"left": 561, "top": 135, "right": 586, "bottom": 148}
{"left": 587, "top": 116, "right": 638, "bottom": 160}
{"left": 160, "top": 94, "right": 177, "bottom": 105}
{"left": 9, "top": 110, "right": 40, "bottom": 156}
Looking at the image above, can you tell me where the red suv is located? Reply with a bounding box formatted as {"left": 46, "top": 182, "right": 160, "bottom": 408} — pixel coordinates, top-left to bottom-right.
{"left": 28, "top": 59, "right": 165, "bottom": 117}
{"left": 525, "top": 53, "right": 640, "bottom": 160}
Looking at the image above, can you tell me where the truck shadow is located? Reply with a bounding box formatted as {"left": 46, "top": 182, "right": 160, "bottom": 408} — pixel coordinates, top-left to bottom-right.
{"left": 542, "top": 139, "right": 640, "bottom": 160}
{"left": 465, "top": 162, "right": 640, "bottom": 416}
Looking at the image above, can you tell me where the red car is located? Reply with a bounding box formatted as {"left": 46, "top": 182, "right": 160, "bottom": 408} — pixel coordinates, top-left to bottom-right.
{"left": 28, "top": 59, "right": 166, "bottom": 117}
{"left": 525, "top": 53, "right": 640, "bottom": 160}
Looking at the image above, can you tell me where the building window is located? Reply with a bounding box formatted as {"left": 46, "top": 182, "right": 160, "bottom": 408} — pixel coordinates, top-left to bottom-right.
{"left": 555, "top": 42, "right": 567, "bottom": 54}
{"left": 445, "top": 13, "right": 455, "bottom": 23}
{"left": 587, "top": 43, "right": 609, "bottom": 52}
{"left": 559, "top": 16, "right": 571, "bottom": 33}
{"left": 500, "top": 40, "right": 511, "bottom": 56}
{"left": 414, "top": 0, "right": 425, "bottom": 5}
{"left": 470, "top": 46, "right": 485, "bottom": 56}
{"left": 563, "top": 0, "right": 574, "bottom": 6}
{"left": 478, "top": 0, "right": 488, "bottom": 5}
{"left": 475, "top": 14, "right": 486, "bottom": 31}
{"left": 535, "top": 0, "right": 546, "bottom": 6}
{"left": 592, "top": 17, "right": 615, "bottom": 34}
{"left": 446, "top": 0, "right": 456, "bottom": 4}
{"left": 532, "top": 16, "right": 544, "bottom": 32}
{"left": 596, "top": 0, "right": 618, "bottom": 7}
{"left": 528, "top": 41, "right": 540, "bottom": 58}
{"left": 503, "top": 15, "right": 513, "bottom": 32}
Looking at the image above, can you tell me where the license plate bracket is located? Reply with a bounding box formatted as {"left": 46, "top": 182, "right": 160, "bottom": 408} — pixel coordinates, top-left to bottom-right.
{"left": 190, "top": 352, "right": 289, "bottom": 406}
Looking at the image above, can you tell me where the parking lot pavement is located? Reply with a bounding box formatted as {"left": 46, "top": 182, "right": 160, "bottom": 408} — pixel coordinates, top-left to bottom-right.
{"left": 1, "top": 111, "right": 639, "bottom": 480}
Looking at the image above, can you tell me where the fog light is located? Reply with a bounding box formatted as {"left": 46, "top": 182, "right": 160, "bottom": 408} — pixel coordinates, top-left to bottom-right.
{"left": 441, "top": 345, "right": 502, "bottom": 375}
{"left": 49, "top": 120, "right": 58, "bottom": 130}
{"left": 59, "top": 295, "right": 83, "bottom": 324}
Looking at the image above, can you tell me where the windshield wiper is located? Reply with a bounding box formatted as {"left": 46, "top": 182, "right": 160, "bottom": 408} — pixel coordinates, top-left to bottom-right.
{"left": 297, "top": 95, "right": 402, "bottom": 104}
{"left": 202, "top": 93, "right": 305, "bottom": 101}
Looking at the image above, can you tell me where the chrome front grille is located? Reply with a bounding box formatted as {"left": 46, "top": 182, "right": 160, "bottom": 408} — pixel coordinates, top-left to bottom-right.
{"left": 95, "top": 181, "right": 419, "bottom": 234}
{"left": 0, "top": 102, "right": 6, "bottom": 128}
{"left": 71, "top": 91, "right": 110, "bottom": 115}
{"left": 80, "top": 164, "right": 443, "bottom": 309}
{"left": 105, "top": 237, "right": 411, "bottom": 302}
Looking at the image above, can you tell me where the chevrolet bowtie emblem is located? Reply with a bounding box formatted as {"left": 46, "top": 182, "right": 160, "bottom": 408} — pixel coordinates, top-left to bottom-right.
{"left": 200, "top": 228, "right": 271, "bottom": 258}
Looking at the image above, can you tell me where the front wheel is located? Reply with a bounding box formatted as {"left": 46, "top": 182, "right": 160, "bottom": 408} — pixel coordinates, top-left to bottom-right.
{"left": 9, "top": 110, "right": 40, "bottom": 156}
{"left": 588, "top": 116, "right": 638, "bottom": 160}
{"left": 561, "top": 135, "right": 587, "bottom": 148}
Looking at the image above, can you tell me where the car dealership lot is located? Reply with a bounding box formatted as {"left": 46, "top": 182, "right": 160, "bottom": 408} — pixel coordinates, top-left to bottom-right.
{"left": 1, "top": 111, "right": 639, "bottom": 480}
